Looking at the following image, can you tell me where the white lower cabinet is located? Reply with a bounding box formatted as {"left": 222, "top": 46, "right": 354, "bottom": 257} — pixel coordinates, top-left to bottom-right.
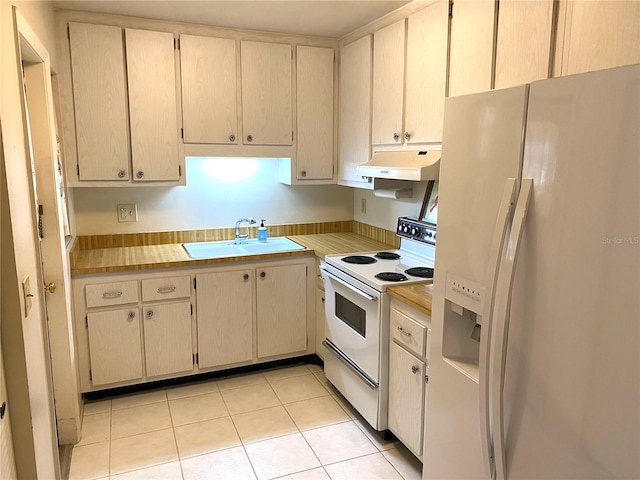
{"left": 142, "top": 302, "right": 193, "bottom": 377}
{"left": 257, "top": 263, "right": 307, "bottom": 358}
{"left": 87, "top": 307, "right": 143, "bottom": 386}
{"left": 388, "top": 298, "right": 431, "bottom": 460}
{"left": 196, "top": 269, "right": 254, "bottom": 369}
{"left": 74, "top": 256, "right": 315, "bottom": 392}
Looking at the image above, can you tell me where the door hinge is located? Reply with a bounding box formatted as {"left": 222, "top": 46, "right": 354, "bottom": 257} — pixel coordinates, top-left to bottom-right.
{"left": 181, "top": 127, "right": 184, "bottom": 139}
{"left": 425, "top": 374, "right": 429, "bottom": 384}
{"left": 190, "top": 304, "right": 193, "bottom": 315}
{"left": 449, "top": 0, "right": 454, "bottom": 17}
{"left": 85, "top": 316, "right": 88, "bottom": 328}
{"left": 292, "top": 131, "right": 294, "bottom": 142}
{"left": 38, "top": 204, "right": 44, "bottom": 239}
{"left": 193, "top": 353, "right": 199, "bottom": 365}
{"left": 77, "top": 164, "right": 80, "bottom": 177}
{"left": 0, "top": 401, "right": 6, "bottom": 419}
{"left": 306, "top": 335, "right": 309, "bottom": 347}
{"left": 67, "top": 25, "right": 70, "bottom": 40}
{"left": 179, "top": 165, "right": 182, "bottom": 177}
{"left": 193, "top": 278, "right": 197, "bottom": 290}
{"left": 89, "top": 369, "right": 92, "bottom": 381}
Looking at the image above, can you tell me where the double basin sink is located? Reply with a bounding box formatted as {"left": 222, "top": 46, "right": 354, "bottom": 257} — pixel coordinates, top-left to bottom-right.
{"left": 182, "top": 237, "right": 305, "bottom": 259}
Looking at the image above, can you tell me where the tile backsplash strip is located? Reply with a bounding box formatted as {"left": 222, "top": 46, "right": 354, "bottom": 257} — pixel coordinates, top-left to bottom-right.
{"left": 73, "top": 221, "right": 398, "bottom": 251}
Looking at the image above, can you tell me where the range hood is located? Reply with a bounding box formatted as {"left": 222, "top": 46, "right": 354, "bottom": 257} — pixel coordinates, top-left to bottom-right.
{"left": 357, "top": 150, "right": 440, "bottom": 181}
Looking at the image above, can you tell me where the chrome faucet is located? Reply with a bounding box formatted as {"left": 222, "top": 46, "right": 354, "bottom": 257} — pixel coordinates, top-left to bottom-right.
{"left": 234, "top": 217, "right": 256, "bottom": 244}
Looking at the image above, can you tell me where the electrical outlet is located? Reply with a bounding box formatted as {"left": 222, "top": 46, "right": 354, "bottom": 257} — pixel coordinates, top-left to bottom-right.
{"left": 117, "top": 203, "right": 138, "bottom": 223}
{"left": 361, "top": 198, "right": 367, "bottom": 214}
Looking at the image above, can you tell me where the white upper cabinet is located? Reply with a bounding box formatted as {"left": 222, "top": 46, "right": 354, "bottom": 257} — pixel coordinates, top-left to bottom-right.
{"left": 241, "top": 41, "right": 293, "bottom": 146}
{"left": 494, "top": 0, "right": 555, "bottom": 89}
{"left": 338, "top": 35, "right": 373, "bottom": 188}
{"left": 404, "top": 0, "right": 449, "bottom": 144}
{"left": 68, "top": 22, "right": 130, "bottom": 181}
{"left": 559, "top": 0, "right": 640, "bottom": 76}
{"left": 67, "top": 23, "right": 182, "bottom": 185}
{"left": 125, "top": 28, "right": 180, "bottom": 182}
{"left": 295, "top": 45, "right": 335, "bottom": 181}
{"left": 180, "top": 34, "right": 238, "bottom": 144}
{"left": 372, "top": 19, "right": 406, "bottom": 146}
{"left": 449, "top": 0, "right": 498, "bottom": 96}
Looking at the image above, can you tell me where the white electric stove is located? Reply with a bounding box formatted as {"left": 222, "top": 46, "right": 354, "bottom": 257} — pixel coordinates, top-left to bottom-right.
{"left": 322, "top": 218, "right": 435, "bottom": 431}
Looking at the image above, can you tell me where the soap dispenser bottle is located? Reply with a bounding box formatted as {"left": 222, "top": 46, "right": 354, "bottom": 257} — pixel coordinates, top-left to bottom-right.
{"left": 258, "top": 220, "right": 268, "bottom": 243}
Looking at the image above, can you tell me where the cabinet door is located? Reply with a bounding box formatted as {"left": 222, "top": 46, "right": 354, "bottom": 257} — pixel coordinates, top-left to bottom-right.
{"left": 372, "top": 20, "right": 406, "bottom": 146}
{"left": 449, "top": 0, "right": 498, "bottom": 96}
{"left": 296, "top": 45, "right": 334, "bottom": 180}
{"left": 495, "top": 0, "right": 554, "bottom": 88}
{"left": 142, "top": 302, "right": 193, "bottom": 377}
{"left": 196, "top": 271, "right": 253, "bottom": 368}
{"left": 405, "top": 1, "right": 449, "bottom": 144}
{"left": 257, "top": 264, "right": 307, "bottom": 358}
{"left": 338, "top": 35, "right": 373, "bottom": 188}
{"left": 87, "top": 308, "right": 143, "bottom": 386}
{"left": 180, "top": 34, "right": 238, "bottom": 144}
{"left": 125, "top": 28, "right": 180, "bottom": 181}
{"left": 560, "top": 1, "right": 640, "bottom": 76}
{"left": 68, "top": 22, "right": 130, "bottom": 181}
{"left": 388, "top": 342, "right": 425, "bottom": 457}
{"left": 241, "top": 41, "right": 292, "bottom": 146}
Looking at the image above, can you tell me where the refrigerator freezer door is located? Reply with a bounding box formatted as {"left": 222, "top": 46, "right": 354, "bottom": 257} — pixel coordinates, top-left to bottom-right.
{"left": 504, "top": 65, "right": 639, "bottom": 479}
{"left": 424, "top": 85, "right": 529, "bottom": 480}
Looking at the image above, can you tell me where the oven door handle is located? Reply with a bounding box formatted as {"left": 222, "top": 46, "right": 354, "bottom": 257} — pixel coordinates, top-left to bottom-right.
{"left": 322, "top": 339, "right": 379, "bottom": 389}
{"left": 322, "top": 269, "right": 378, "bottom": 302}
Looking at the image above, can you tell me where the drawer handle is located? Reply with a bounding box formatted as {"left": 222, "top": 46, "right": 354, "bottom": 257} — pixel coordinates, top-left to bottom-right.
{"left": 102, "top": 291, "right": 123, "bottom": 299}
{"left": 397, "top": 326, "right": 412, "bottom": 337}
{"left": 156, "top": 285, "right": 177, "bottom": 294}
{"left": 411, "top": 365, "right": 419, "bottom": 374}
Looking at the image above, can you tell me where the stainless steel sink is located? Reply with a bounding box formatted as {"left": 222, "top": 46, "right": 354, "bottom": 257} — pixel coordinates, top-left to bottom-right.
{"left": 182, "top": 237, "right": 305, "bottom": 259}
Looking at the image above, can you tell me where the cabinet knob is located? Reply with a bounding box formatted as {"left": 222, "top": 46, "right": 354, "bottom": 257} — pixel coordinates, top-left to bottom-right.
{"left": 411, "top": 365, "right": 419, "bottom": 374}
{"left": 146, "top": 310, "right": 154, "bottom": 319}
{"left": 321, "top": 296, "right": 325, "bottom": 303}
{"left": 136, "top": 171, "right": 144, "bottom": 179}
{"left": 229, "top": 134, "right": 236, "bottom": 142}
{"left": 393, "top": 132, "right": 400, "bottom": 142}
{"left": 404, "top": 131, "right": 411, "bottom": 141}
{"left": 243, "top": 273, "right": 249, "bottom": 281}
{"left": 127, "top": 311, "right": 136, "bottom": 320}
{"left": 118, "top": 170, "right": 126, "bottom": 178}
{"left": 300, "top": 170, "right": 307, "bottom": 177}
{"left": 246, "top": 134, "right": 253, "bottom": 143}
{"left": 260, "top": 271, "right": 266, "bottom": 278}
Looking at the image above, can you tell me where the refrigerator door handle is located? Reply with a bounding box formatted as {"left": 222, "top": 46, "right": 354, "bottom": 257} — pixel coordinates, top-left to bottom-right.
{"left": 490, "top": 178, "right": 533, "bottom": 480}
{"left": 479, "top": 178, "right": 518, "bottom": 479}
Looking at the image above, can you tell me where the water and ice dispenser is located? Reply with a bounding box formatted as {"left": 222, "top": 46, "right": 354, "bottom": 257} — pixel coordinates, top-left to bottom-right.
{"left": 442, "top": 273, "right": 486, "bottom": 382}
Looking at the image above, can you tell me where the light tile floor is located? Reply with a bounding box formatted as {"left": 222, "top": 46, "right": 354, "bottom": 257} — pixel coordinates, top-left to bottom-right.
{"left": 69, "top": 363, "right": 422, "bottom": 480}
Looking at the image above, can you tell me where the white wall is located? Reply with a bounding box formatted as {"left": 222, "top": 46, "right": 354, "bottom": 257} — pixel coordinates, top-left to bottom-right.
{"left": 72, "top": 157, "right": 354, "bottom": 235}
{"left": 354, "top": 181, "right": 429, "bottom": 231}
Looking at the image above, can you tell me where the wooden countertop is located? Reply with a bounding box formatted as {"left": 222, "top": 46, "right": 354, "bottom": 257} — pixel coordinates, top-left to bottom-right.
{"left": 387, "top": 282, "right": 434, "bottom": 317}
{"left": 71, "top": 232, "right": 395, "bottom": 276}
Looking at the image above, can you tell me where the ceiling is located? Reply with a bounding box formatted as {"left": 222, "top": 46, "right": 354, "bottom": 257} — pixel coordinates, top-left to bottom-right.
{"left": 52, "top": 1, "right": 412, "bottom": 38}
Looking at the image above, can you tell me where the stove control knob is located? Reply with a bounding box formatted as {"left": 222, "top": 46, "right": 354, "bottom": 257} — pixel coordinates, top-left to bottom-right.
{"left": 411, "top": 227, "right": 418, "bottom": 236}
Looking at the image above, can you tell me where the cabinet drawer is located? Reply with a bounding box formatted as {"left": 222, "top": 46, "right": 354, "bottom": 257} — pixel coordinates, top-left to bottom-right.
{"left": 141, "top": 276, "right": 191, "bottom": 302}
{"left": 391, "top": 307, "right": 426, "bottom": 356}
{"left": 85, "top": 281, "right": 139, "bottom": 308}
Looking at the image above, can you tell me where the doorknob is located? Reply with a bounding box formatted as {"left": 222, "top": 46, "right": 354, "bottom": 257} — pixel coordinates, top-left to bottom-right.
{"left": 45, "top": 282, "right": 56, "bottom": 294}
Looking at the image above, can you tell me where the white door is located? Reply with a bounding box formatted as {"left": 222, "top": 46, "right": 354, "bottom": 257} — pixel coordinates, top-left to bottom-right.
{"left": 125, "top": 28, "right": 180, "bottom": 182}
{"left": 196, "top": 270, "right": 253, "bottom": 368}
{"left": 241, "top": 41, "right": 292, "bottom": 146}
{"left": 180, "top": 34, "right": 238, "bottom": 144}
{"left": 338, "top": 35, "right": 373, "bottom": 188}
{"left": 256, "top": 264, "right": 307, "bottom": 358}
{"left": 143, "top": 302, "right": 192, "bottom": 377}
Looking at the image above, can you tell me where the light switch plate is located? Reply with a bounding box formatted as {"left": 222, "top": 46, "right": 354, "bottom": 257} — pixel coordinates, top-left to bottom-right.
{"left": 117, "top": 204, "right": 138, "bottom": 222}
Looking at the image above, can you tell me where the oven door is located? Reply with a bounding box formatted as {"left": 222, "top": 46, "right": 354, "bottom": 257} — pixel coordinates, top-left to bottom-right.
{"left": 323, "top": 266, "right": 381, "bottom": 383}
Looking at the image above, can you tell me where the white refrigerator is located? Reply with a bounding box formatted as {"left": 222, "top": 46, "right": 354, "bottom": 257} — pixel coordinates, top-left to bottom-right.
{"left": 423, "top": 64, "right": 639, "bottom": 480}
